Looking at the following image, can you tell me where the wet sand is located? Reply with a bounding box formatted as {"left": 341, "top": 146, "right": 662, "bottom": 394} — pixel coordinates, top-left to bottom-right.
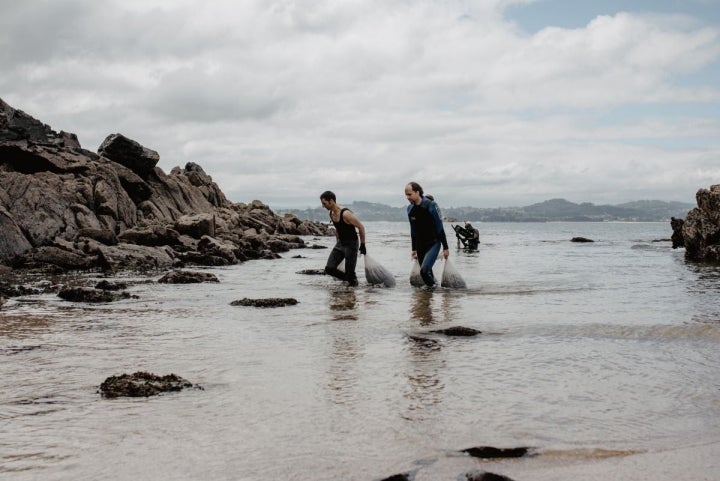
{"left": 496, "top": 442, "right": 720, "bottom": 481}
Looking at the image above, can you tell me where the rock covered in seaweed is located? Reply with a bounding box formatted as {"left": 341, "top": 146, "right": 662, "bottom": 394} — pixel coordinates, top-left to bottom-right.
{"left": 230, "top": 297, "right": 298, "bottom": 308}
{"left": 99, "top": 371, "right": 202, "bottom": 398}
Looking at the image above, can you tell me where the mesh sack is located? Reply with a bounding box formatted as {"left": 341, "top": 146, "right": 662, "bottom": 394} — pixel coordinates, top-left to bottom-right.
{"left": 363, "top": 255, "right": 396, "bottom": 288}
{"left": 441, "top": 258, "right": 467, "bottom": 289}
{"left": 409, "top": 259, "right": 424, "bottom": 287}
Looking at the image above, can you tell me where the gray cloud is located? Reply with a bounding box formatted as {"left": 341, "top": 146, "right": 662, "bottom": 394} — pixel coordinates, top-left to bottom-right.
{"left": 1, "top": 0, "right": 718, "bottom": 208}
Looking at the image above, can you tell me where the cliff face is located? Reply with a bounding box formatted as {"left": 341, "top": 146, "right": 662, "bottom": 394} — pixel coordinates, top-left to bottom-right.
{"left": 679, "top": 185, "right": 720, "bottom": 263}
{"left": 0, "top": 98, "right": 329, "bottom": 271}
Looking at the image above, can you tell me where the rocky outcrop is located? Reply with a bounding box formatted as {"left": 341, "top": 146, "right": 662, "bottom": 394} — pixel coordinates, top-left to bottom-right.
{"left": 671, "top": 217, "right": 685, "bottom": 249}
{"left": 0, "top": 98, "right": 330, "bottom": 271}
{"left": 673, "top": 184, "right": 720, "bottom": 262}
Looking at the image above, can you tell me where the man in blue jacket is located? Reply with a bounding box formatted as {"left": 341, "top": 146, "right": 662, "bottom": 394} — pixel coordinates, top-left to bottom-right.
{"left": 404, "top": 182, "right": 449, "bottom": 287}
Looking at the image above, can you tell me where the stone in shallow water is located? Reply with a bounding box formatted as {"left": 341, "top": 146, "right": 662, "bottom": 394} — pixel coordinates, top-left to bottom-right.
{"left": 58, "top": 286, "right": 133, "bottom": 303}
{"left": 230, "top": 298, "right": 298, "bottom": 308}
{"left": 430, "top": 326, "right": 481, "bottom": 337}
{"left": 157, "top": 270, "right": 219, "bottom": 284}
{"left": 462, "top": 446, "right": 531, "bottom": 458}
{"left": 99, "top": 371, "right": 202, "bottom": 398}
{"left": 296, "top": 269, "right": 326, "bottom": 275}
{"left": 465, "top": 470, "right": 516, "bottom": 481}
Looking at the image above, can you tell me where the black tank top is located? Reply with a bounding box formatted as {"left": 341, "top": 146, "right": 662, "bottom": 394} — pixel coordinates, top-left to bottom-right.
{"left": 331, "top": 208, "right": 358, "bottom": 244}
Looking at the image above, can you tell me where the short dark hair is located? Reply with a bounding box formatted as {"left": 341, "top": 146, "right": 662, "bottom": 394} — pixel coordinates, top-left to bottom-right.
{"left": 407, "top": 182, "right": 424, "bottom": 196}
{"left": 320, "top": 191, "right": 336, "bottom": 202}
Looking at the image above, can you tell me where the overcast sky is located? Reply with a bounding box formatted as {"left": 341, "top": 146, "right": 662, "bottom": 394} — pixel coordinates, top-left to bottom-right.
{"left": 2, "top": 0, "right": 719, "bottom": 208}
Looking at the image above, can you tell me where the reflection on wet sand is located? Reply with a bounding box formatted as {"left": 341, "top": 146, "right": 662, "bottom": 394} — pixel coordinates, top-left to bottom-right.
{"left": 325, "top": 288, "right": 362, "bottom": 405}
{"left": 329, "top": 288, "right": 358, "bottom": 321}
{"left": 402, "top": 289, "right": 460, "bottom": 420}
{"left": 409, "top": 289, "right": 461, "bottom": 326}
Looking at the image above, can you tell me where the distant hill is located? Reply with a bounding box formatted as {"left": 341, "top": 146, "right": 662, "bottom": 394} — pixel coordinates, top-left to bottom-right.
{"left": 278, "top": 199, "right": 695, "bottom": 223}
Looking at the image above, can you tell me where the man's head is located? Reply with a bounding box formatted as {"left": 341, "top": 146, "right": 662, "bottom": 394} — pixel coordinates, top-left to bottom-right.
{"left": 465, "top": 222, "right": 472, "bottom": 229}
{"left": 320, "top": 190, "right": 336, "bottom": 210}
{"left": 405, "top": 182, "right": 424, "bottom": 205}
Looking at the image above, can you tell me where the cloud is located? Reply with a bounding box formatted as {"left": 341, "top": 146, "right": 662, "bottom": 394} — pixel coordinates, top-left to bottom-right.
{"left": 1, "top": 0, "right": 718, "bottom": 208}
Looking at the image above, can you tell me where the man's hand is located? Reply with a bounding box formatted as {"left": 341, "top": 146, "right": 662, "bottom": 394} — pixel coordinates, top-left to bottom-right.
{"left": 359, "top": 243, "right": 367, "bottom": 255}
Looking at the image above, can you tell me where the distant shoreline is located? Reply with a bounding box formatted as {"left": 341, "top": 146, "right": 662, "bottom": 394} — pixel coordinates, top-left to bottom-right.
{"left": 277, "top": 198, "right": 693, "bottom": 223}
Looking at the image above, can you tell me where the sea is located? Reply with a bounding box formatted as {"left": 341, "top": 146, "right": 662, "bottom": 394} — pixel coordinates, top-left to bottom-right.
{"left": 2, "top": 221, "right": 720, "bottom": 481}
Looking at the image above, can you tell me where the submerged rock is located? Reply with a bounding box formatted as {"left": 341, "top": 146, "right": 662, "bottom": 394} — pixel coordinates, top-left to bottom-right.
{"left": 99, "top": 371, "right": 202, "bottom": 398}
{"left": 95, "top": 280, "right": 128, "bottom": 291}
{"left": 462, "top": 446, "right": 531, "bottom": 459}
{"left": 378, "top": 474, "right": 413, "bottom": 481}
{"left": 464, "top": 470, "right": 516, "bottom": 481}
{"left": 296, "top": 269, "right": 327, "bottom": 275}
{"left": 430, "top": 326, "right": 482, "bottom": 337}
{"left": 570, "top": 236, "right": 594, "bottom": 243}
{"left": 230, "top": 297, "right": 298, "bottom": 308}
{"left": 58, "top": 286, "right": 134, "bottom": 303}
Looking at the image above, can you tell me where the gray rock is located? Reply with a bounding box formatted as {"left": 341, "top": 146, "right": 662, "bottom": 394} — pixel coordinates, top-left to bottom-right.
{"left": 58, "top": 287, "right": 130, "bottom": 303}
{"left": 681, "top": 184, "right": 720, "bottom": 262}
{"left": 158, "top": 270, "right": 219, "bottom": 284}
{"left": 97, "top": 243, "right": 176, "bottom": 271}
{"left": 0, "top": 97, "right": 332, "bottom": 270}
{"left": 98, "top": 133, "right": 159, "bottom": 178}
{"left": 175, "top": 213, "right": 215, "bottom": 238}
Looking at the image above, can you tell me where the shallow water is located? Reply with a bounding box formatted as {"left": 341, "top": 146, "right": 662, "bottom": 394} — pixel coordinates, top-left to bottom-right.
{"left": 2, "top": 222, "right": 720, "bottom": 480}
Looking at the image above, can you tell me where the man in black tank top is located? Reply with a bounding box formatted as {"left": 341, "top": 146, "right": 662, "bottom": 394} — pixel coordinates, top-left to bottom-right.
{"left": 320, "top": 191, "right": 367, "bottom": 286}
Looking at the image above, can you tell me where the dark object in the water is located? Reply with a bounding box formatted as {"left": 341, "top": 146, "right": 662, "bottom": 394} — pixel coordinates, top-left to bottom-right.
{"left": 408, "top": 335, "right": 441, "bottom": 349}
{"left": 95, "top": 280, "right": 128, "bottom": 290}
{"left": 378, "top": 473, "right": 413, "bottom": 481}
{"left": 310, "top": 244, "right": 328, "bottom": 249}
{"left": 670, "top": 216, "right": 685, "bottom": 248}
{"left": 99, "top": 371, "right": 202, "bottom": 398}
{"left": 296, "top": 269, "right": 326, "bottom": 275}
{"left": 430, "top": 326, "right": 481, "bottom": 337}
{"left": 58, "top": 287, "right": 133, "bottom": 303}
{"left": 465, "top": 470, "right": 516, "bottom": 481}
{"left": 462, "top": 446, "right": 530, "bottom": 459}
{"left": 570, "top": 237, "right": 594, "bottom": 243}
{"left": 158, "top": 270, "right": 219, "bottom": 283}
{"left": 231, "top": 297, "right": 298, "bottom": 308}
